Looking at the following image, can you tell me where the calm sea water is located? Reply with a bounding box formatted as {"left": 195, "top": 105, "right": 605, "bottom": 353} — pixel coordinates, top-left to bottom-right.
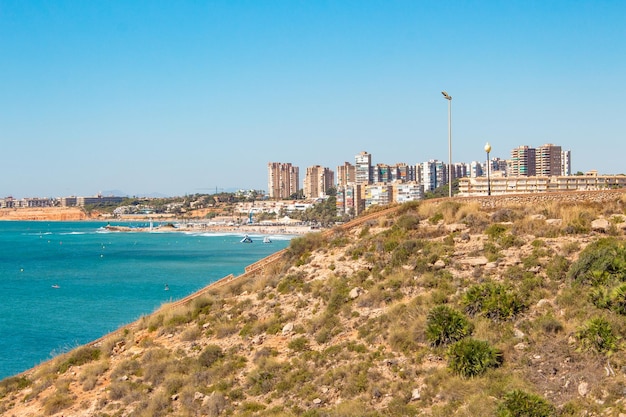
{"left": 0, "top": 221, "right": 291, "bottom": 380}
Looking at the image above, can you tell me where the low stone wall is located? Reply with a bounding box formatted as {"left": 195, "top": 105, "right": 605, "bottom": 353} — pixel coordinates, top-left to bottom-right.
{"left": 458, "top": 189, "right": 626, "bottom": 209}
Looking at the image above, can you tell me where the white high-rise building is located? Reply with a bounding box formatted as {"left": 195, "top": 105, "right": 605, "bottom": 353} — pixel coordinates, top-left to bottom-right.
{"left": 561, "top": 150, "right": 572, "bottom": 176}
{"left": 355, "top": 151, "right": 372, "bottom": 185}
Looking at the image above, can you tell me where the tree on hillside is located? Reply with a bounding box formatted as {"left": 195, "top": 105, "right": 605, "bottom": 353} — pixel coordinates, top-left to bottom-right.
{"left": 424, "top": 179, "right": 459, "bottom": 199}
{"left": 289, "top": 188, "right": 341, "bottom": 227}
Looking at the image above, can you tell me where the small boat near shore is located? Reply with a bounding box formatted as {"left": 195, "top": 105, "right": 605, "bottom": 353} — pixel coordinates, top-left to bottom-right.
{"left": 263, "top": 236, "right": 272, "bottom": 243}
{"left": 240, "top": 234, "right": 253, "bottom": 243}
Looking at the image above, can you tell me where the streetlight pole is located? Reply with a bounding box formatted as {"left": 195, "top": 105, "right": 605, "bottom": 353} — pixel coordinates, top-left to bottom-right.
{"left": 484, "top": 142, "right": 492, "bottom": 196}
{"left": 442, "top": 91, "right": 452, "bottom": 197}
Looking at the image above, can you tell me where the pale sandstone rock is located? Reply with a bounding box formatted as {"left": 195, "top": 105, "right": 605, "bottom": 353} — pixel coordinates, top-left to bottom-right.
{"left": 282, "top": 322, "right": 294, "bottom": 335}
{"left": 591, "top": 218, "right": 610, "bottom": 232}
{"left": 411, "top": 388, "right": 421, "bottom": 401}
{"left": 349, "top": 287, "right": 363, "bottom": 299}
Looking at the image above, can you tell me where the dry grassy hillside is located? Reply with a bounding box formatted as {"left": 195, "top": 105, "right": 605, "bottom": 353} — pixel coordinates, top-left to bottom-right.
{"left": 4, "top": 195, "right": 626, "bottom": 416}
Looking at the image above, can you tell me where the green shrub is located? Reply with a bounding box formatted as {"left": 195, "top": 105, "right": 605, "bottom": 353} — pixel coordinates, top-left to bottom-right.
{"left": 277, "top": 273, "right": 306, "bottom": 294}
{"left": 608, "top": 283, "right": 626, "bottom": 315}
{"left": 564, "top": 211, "right": 593, "bottom": 235}
{"left": 425, "top": 305, "right": 474, "bottom": 347}
{"left": 590, "top": 286, "right": 612, "bottom": 310}
{"left": 486, "top": 223, "right": 508, "bottom": 240}
{"left": 0, "top": 376, "right": 31, "bottom": 398}
{"left": 391, "top": 240, "right": 420, "bottom": 266}
{"left": 395, "top": 214, "right": 421, "bottom": 231}
{"left": 497, "top": 389, "right": 555, "bottom": 417}
{"left": 429, "top": 212, "right": 444, "bottom": 225}
{"left": 287, "top": 233, "right": 327, "bottom": 262}
{"left": 483, "top": 241, "right": 502, "bottom": 262}
{"left": 567, "top": 238, "right": 626, "bottom": 285}
{"left": 575, "top": 317, "right": 618, "bottom": 355}
{"left": 447, "top": 338, "right": 503, "bottom": 378}
{"left": 199, "top": 345, "right": 225, "bottom": 367}
{"left": 57, "top": 346, "right": 101, "bottom": 374}
{"left": 43, "top": 391, "right": 74, "bottom": 415}
{"left": 462, "top": 282, "right": 526, "bottom": 321}
{"left": 545, "top": 255, "right": 571, "bottom": 282}
{"left": 288, "top": 337, "right": 310, "bottom": 352}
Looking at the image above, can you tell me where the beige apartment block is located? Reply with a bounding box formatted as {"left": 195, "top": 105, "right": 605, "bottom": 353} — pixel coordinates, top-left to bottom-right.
{"left": 459, "top": 173, "right": 626, "bottom": 196}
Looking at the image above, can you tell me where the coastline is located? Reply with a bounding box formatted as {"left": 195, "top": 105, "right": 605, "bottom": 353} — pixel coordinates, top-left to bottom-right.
{"left": 104, "top": 222, "right": 315, "bottom": 236}
{"left": 0, "top": 207, "right": 315, "bottom": 235}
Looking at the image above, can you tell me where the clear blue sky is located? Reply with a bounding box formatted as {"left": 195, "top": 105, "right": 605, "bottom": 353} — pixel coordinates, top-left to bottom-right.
{"left": 1, "top": 1, "right": 625, "bottom": 198}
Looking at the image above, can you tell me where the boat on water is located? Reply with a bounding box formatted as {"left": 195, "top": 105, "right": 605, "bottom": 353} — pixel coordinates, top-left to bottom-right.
{"left": 263, "top": 236, "right": 272, "bottom": 243}
{"left": 51, "top": 284, "right": 60, "bottom": 289}
{"left": 240, "top": 234, "right": 253, "bottom": 243}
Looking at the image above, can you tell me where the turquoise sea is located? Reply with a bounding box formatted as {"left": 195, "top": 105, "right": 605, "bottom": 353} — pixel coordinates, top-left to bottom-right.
{"left": 0, "top": 221, "right": 291, "bottom": 380}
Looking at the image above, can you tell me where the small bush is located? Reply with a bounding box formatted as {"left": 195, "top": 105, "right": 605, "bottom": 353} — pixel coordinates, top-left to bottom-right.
{"left": 57, "top": 346, "right": 101, "bottom": 374}
{"left": 545, "top": 255, "right": 571, "bottom": 282}
{"left": 429, "top": 212, "right": 444, "bottom": 225}
{"left": 277, "top": 273, "right": 306, "bottom": 294}
{"left": 425, "top": 305, "right": 474, "bottom": 347}
{"left": 0, "top": 376, "right": 31, "bottom": 398}
{"left": 199, "top": 345, "right": 225, "bottom": 367}
{"left": 288, "top": 337, "right": 310, "bottom": 352}
{"left": 486, "top": 223, "right": 508, "bottom": 240}
{"left": 575, "top": 317, "right": 618, "bottom": 355}
{"left": 180, "top": 327, "right": 201, "bottom": 342}
{"left": 287, "top": 233, "right": 327, "bottom": 262}
{"left": 567, "top": 238, "right": 626, "bottom": 285}
{"left": 43, "top": 391, "right": 74, "bottom": 415}
{"left": 447, "top": 338, "right": 503, "bottom": 378}
{"left": 462, "top": 282, "right": 526, "bottom": 321}
{"left": 608, "top": 283, "right": 626, "bottom": 315}
{"left": 395, "top": 214, "right": 421, "bottom": 231}
{"left": 497, "top": 389, "right": 555, "bottom": 417}
{"left": 534, "top": 314, "right": 563, "bottom": 335}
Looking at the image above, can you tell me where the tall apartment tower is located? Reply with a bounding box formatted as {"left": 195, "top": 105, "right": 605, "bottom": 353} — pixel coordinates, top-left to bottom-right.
{"left": 374, "top": 164, "right": 392, "bottom": 183}
{"left": 561, "top": 150, "right": 572, "bottom": 176}
{"left": 303, "top": 165, "right": 335, "bottom": 199}
{"left": 336, "top": 162, "right": 356, "bottom": 187}
{"left": 421, "top": 160, "right": 446, "bottom": 191}
{"left": 536, "top": 144, "right": 562, "bottom": 176}
{"left": 392, "top": 163, "right": 415, "bottom": 183}
{"left": 509, "top": 146, "right": 536, "bottom": 176}
{"left": 355, "top": 151, "right": 373, "bottom": 185}
{"left": 267, "top": 162, "right": 300, "bottom": 199}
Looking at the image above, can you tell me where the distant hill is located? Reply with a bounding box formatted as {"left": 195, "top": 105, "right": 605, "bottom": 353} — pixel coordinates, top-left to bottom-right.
{"left": 3, "top": 191, "right": 626, "bottom": 416}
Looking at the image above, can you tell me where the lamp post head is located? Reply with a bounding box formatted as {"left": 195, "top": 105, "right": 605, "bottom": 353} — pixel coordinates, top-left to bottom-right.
{"left": 484, "top": 142, "right": 492, "bottom": 153}
{"left": 441, "top": 91, "right": 452, "bottom": 100}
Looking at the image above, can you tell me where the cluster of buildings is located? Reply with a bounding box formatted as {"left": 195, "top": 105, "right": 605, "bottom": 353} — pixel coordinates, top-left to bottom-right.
{"left": 268, "top": 144, "right": 626, "bottom": 216}
{"left": 0, "top": 195, "right": 125, "bottom": 209}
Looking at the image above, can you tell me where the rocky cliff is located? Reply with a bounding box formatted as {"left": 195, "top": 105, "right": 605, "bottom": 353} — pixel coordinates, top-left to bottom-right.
{"left": 0, "top": 207, "right": 89, "bottom": 221}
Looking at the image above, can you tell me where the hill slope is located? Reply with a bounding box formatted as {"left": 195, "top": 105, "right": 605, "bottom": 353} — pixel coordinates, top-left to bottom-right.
{"left": 3, "top": 195, "right": 626, "bottom": 416}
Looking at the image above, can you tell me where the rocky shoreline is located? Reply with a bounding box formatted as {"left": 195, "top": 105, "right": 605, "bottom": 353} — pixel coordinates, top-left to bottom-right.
{"left": 104, "top": 222, "right": 314, "bottom": 235}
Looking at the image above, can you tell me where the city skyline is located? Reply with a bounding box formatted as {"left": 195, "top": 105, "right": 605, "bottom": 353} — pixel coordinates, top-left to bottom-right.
{"left": 2, "top": 1, "right": 625, "bottom": 198}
